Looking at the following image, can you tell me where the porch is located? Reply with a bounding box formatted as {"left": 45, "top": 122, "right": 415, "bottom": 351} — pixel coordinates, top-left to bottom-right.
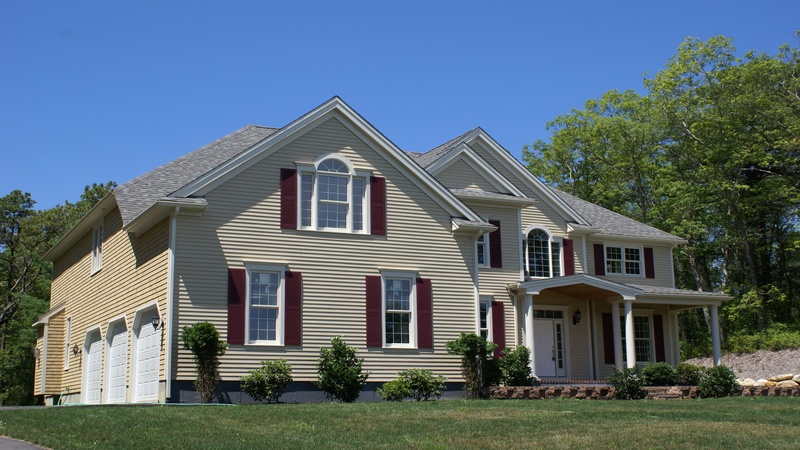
{"left": 512, "top": 274, "right": 730, "bottom": 380}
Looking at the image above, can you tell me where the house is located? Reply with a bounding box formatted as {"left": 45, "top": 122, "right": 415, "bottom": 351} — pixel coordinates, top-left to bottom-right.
{"left": 33, "top": 97, "right": 728, "bottom": 404}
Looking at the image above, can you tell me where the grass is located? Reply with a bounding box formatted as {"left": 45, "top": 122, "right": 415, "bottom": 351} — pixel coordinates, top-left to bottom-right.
{"left": 1, "top": 397, "right": 799, "bottom": 449}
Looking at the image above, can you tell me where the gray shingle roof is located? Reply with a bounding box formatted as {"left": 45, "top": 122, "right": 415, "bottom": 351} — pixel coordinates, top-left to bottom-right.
{"left": 628, "top": 284, "right": 729, "bottom": 298}
{"left": 414, "top": 128, "right": 477, "bottom": 167}
{"left": 553, "top": 190, "right": 683, "bottom": 241}
{"left": 114, "top": 125, "right": 278, "bottom": 225}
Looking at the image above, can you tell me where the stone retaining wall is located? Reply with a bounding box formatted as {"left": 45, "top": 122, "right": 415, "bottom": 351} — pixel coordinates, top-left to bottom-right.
{"left": 488, "top": 385, "right": 800, "bottom": 400}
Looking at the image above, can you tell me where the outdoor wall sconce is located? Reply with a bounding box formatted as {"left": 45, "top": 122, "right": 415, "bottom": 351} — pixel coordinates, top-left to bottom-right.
{"left": 72, "top": 343, "right": 81, "bottom": 356}
{"left": 152, "top": 316, "right": 164, "bottom": 331}
{"left": 573, "top": 309, "right": 582, "bottom": 325}
{"left": 34, "top": 348, "right": 40, "bottom": 360}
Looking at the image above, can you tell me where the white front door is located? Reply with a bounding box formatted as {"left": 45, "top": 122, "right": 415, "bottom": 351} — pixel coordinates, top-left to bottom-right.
{"left": 533, "top": 318, "right": 566, "bottom": 378}
{"left": 84, "top": 331, "right": 103, "bottom": 404}
{"left": 134, "top": 319, "right": 161, "bottom": 402}
{"left": 106, "top": 322, "right": 128, "bottom": 403}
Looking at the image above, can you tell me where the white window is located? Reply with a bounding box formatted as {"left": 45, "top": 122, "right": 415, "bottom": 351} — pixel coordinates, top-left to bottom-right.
{"left": 478, "top": 300, "right": 491, "bottom": 340}
{"left": 383, "top": 273, "right": 417, "bottom": 348}
{"left": 246, "top": 265, "right": 285, "bottom": 345}
{"left": 621, "top": 315, "right": 653, "bottom": 364}
{"left": 64, "top": 316, "right": 71, "bottom": 370}
{"left": 606, "top": 245, "right": 641, "bottom": 276}
{"left": 477, "top": 233, "right": 489, "bottom": 267}
{"left": 91, "top": 224, "right": 103, "bottom": 274}
{"left": 524, "top": 227, "right": 562, "bottom": 278}
{"left": 298, "top": 155, "right": 369, "bottom": 233}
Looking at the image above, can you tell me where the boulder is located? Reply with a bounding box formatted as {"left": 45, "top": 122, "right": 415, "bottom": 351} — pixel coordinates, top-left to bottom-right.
{"left": 768, "top": 373, "right": 794, "bottom": 382}
{"left": 776, "top": 380, "right": 799, "bottom": 388}
{"left": 766, "top": 380, "right": 777, "bottom": 387}
{"left": 793, "top": 374, "right": 800, "bottom": 383}
{"left": 754, "top": 379, "right": 769, "bottom": 387}
{"left": 738, "top": 378, "right": 756, "bottom": 387}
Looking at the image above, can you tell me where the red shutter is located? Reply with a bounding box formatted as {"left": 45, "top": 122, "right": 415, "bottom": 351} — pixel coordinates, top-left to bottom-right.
{"left": 644, "top": 247, "right": 655, "bottom": 279}
{"left": 365, "top": 276, "right": 383, "bottom": 347}
{"left": 416, "top": 278, "right": 433, "bottom": 349}
{"left": 653, "top": 314, "right": 665, "bottom": 362}
{"left": 602, "top": 313, "right": 615, "bottom": 364}
{"left": 280, "top": 168, "right": 297, "bottom": 229}
{"left": 488, "top": 220, "right": 502, "bottom": 268}
{"left": 227, "top": 268, "right": 247, "bottom": 345}
{"left": 563, "top": 238, "right": 575, "bottom": 276}
{"left": 594, "top": 243, "right": 605, "bottom": 276}
{"left": 284, "top": 271, "right": 302, "bottom": 346}
{"left": 491, "top": 300, "right": 506, "bottom": 358}
{"left": 370, "top": 176, "right": 386, "bottom": 236}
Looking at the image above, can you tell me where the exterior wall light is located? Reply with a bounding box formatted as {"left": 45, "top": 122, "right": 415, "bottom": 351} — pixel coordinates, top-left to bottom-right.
{"left": 573, "top": 309, "right": 582, "bottom": 325}
{"left": 152, "top": 317, "right": 164, "bottom": 331}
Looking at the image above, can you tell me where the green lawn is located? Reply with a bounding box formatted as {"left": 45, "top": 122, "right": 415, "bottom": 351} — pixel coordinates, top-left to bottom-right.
{"left": 1, "top": 397, "right": 799, "bottom": 449}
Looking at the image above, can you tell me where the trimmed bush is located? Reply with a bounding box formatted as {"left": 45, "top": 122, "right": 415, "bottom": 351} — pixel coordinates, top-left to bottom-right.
{"left": 240, "top": 359, "right": 293, "bottom": 403}
{"left": 675, "top": 362, "right": 705, "bottom": 385}
{"left": 608, "top": 367, "right": 646, "bottom": 400}
{"left": 445, "top": 333, "right": 497, "bottom": 399}
{"left": 697, "top": 365, "right": 738, "bottom": 398}
{"left": 641, "top": 362, "right": 676, "bottom": 386}
{"left": 378, "top": 369, "right": 446, "bottom": 401}
{"left": 181, "top": 322, "right": 228, "bottom": 403}
{"left": 316, "top": 336, "right": 369, "bottom": 402}
{"left": 499, "top": 345, "right": 533, "bottom": 386}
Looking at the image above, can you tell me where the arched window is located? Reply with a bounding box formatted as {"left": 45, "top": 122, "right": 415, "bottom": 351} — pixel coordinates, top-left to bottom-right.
{"left": 299, "top": 155, "right": 367, "bottom": 232}
{"left": 525, "top": 227, "right": 561, "bottom": 278}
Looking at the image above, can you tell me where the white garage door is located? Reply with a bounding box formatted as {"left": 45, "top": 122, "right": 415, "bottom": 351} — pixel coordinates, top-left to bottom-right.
{"left": 107, "top": 322, "right": 128, "bottom": 403}
{"left": 84, "top": 331, "right": 102, "bottom": 404}
{"left": 134, "top": 318, "right": 161, "bottom": 402}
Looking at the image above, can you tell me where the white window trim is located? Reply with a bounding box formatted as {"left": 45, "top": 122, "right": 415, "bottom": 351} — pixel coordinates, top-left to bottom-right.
{"left": 91, "top": 224, "right": 103, "bottom": 275}
{"left": 296, "top": 154, "right": 372, "bottom": 234}
{"left": 245, "top": 264, "right": 286, "bottom": 346}
{"left": 64, "top": 316, "right": 71, "bottom": 370}
{"left": 620, "top": 309, "right": 655, "bottom": 365}
{"left": 477, "top": 233, "right": 490, "bottom": 268}
{"left": 604, "top": 243, "right": 644, "bottom": 277}
{"left": 523, "top": 225, "right": 563, "bottom": 279}
{"left": 478, "top": 297, "right": 493, "bottom": 340}
{"left": 381, "top": 270, "right": 418, "bottom": 349}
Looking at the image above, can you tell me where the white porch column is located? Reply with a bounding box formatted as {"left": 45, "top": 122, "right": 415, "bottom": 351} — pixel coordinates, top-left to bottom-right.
{"left": 610, "top": 301, "right": 623, "bottom": 371}
{"left": 524, "top": 294, "right": 536, "bottom": 377}
{"left": 624, "top": 300, "right": 636, "bottom": 369}
{"left": 710, "top": 304, "right": 721, "bottom": 366}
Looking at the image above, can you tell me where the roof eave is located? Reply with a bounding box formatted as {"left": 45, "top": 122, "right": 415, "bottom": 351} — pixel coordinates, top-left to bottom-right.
{"left": 43, "top": 194, "right": 118, "bottom": 262}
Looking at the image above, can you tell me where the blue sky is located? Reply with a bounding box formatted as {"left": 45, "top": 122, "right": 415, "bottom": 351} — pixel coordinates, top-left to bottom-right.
{"left": 1, "top": 1, "right": 797, "bottom": 210}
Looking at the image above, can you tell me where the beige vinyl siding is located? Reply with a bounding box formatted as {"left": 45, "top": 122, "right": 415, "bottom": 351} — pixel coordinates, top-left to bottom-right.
{"left": 586, "top": 240, "right": 675, "bottom": 288}
{"left": 34, "top": 330, "right": 44, "bottom": 395}
{"left": 174, "top": 116, "right": 476, "bottom": 383}
{"left": 43, "top": 311, "right": 65, "bottom": 395}
{"left": 48, "top": 208, "right": 169, "bottom": 397}
{"left": 435, "top": 160, "right": 499, "bottom": 192}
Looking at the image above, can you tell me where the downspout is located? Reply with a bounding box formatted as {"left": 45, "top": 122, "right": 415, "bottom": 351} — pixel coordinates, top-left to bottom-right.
{"left": 473, "top": 231, "right": 481, "bottom": 335}
{"left": 164, "top": 207, "right": 179, "bottom": 400}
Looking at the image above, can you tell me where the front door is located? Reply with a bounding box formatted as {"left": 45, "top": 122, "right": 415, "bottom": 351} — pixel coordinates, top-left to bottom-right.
{"left": 533, "top": 313, "right": 566, "bottom": 378}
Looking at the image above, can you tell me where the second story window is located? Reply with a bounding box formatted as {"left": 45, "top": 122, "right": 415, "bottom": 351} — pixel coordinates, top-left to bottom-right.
{"left": 298, "top": 156, "right": 368, "bottom": 233}
{"left": 525, "top": 227, "right": 561, "bottom": 278}
{"left": 477, "top": 233, "right": 488, "bottom": 267}
{"left": 605, "top": 245, "right": 641, "bottom": 276}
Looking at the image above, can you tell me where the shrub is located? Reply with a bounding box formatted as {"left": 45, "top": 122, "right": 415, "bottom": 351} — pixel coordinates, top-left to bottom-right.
{"left": 641, "top": 362, "right": 676, "bottom": 386}
{"left": 697, "top": 365, "right": 738, "bottom": 398}
{"left": 316, "top": 336, "right": 369, "bottom": 402}
{"left": 674, "top": 362, "right": 705, "bottom": 385}
{"left": 377, "top": 369, "right": 446, "bottom": 401}
{"left": 608, "top": 367, "right": 646, "bottom": 400}
{"left": 377, "top": 379, "right": 412, "bottom": 402}
{"left": 499, "top": 345, "right": 533, "bottom": 386}
{"left": 181, "top": 322, "right": 228, "bottom": 403}
{"left": 240, "top": 359, "right": 293, "bottom": 403}
{"left": 445, "top": 333, "right": 497, "bottom": 399}
{"left": 725, "top": 324, "right": 800, "bottom": 354}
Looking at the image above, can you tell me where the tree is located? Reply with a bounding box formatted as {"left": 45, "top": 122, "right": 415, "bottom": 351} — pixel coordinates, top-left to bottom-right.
{"left": 181, "top": 322, "right": 228, "bottom": 403}
{"left": 526, "top": 34, "right": 800, "bottom": 353}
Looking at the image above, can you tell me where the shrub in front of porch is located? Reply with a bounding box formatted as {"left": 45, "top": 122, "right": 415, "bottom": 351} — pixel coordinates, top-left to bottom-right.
{"left": 608, "top": 367, "right": 646, "bottom": 399}
{"left": 697, "top": 365, "right": 738, "bottom": 398}
{"left": 675, "top": 362, "right": 705, "bottom": 385}
{"left": 499, "top": 345, "right": 533, "bottom": 386}
{"left": 446, "top": 333, "right": 498, "bottom": 399}
{"left": 641, "top": 362, "right": 676, "bottom": 386}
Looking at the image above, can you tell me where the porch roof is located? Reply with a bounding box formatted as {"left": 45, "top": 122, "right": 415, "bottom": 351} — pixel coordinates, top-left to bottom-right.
{"left": 517, "top": 274, "right": 729, "bottom": 306}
